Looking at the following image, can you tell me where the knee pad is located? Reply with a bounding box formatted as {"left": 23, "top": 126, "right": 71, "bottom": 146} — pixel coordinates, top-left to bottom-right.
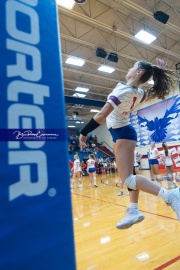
{"left": 124, "top": 174, "right": 137, "bottom": 190}
{"left": 128, "top": 187, "right": 138, "bottom": 191}
{"left": 156, "top": 174, "right": 161, "bottom": 180}
{"left": 172, "top": 173, "right": 176, "bottom": 177}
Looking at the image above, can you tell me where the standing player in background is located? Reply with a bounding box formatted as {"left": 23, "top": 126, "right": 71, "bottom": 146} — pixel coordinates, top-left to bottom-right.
{"left": 79, "top": 58, "right": 180, "bottom": 229}
{"left": 134, "top": 151, "right": 142, "bottom": 175}
{"left": 148, "top": 142, "right": 161, "bottom": 184}
{"left": 71, "top": 154, "right": 83, "bottom": 188}
{"left": 161, "top": 142, "right": 177, "bottom": 188}
{"left": 87, "top": 154, "right": 98, "bottom": 187}
{"left": 135, "top": 151, "right": 142, "bottom": 168}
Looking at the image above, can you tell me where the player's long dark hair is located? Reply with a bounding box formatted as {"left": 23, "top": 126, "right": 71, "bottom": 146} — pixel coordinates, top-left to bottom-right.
{"left": 162, "top": 142, "right": 168, "bottom": 156}
{"left": 138, "top": 61, "right": 175, "bottom": 100}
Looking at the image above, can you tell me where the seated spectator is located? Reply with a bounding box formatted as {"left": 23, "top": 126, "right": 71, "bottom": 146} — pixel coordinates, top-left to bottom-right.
{"left": 88, "top": 134, "right": 94, "bottom": 145}
{"left": 94, "top": 135, "right": 98, "bottom": 144}
{"left": 91, "top": 143, "right": 96, "bottom": 150}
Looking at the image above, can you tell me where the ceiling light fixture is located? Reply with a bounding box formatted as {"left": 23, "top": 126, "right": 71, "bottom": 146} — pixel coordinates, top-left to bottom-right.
{"left": 73, "top": 93, "right": 86, "bottom": 98}
{"left": 90, "top": 109, "right": 100, "bottom": 113}
{"left": 56, "top": 0, "right": 75, "bottom": 9}
{"left": 75, "top": 87, "right": 89, "bottom": 92}
{"left": 135, "top": 30, "right": 156, "bottom": 44}
{"left": 98, "top": 65, "right": 115, "bottom": 73}
{"left": 66, "top": 56, "right": 85, "bottom": 67}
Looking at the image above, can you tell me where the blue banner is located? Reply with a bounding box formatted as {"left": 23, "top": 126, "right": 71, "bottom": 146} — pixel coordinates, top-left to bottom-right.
{"left": 0, "top": 1, "right": 76, "bottom": 269}
{"left": 130, "top": 95, "right": 180, "bottom": 145}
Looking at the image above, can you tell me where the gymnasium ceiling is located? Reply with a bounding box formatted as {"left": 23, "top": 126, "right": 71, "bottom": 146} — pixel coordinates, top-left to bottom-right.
{"left": 58, "top": 0, "right": 180, "bottom": 129}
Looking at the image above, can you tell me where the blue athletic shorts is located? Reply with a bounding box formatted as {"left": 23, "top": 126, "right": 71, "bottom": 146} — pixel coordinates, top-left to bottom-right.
{"left": 108, "top": 124, "right": 137, "bottom": 143}
{"left": 134, "top": 165, "right": 139, "bottom": 168}
{"left": 149, "top": 159, "right": 159, "bottom": 165}
{"left": 89, "top": 167, "right": 96, "bottom": 173}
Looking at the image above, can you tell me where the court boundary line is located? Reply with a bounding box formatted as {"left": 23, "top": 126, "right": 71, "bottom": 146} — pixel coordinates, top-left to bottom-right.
{"left": 72, "top": 192, "right": 178, "bottom": 221}
{"left": 153, "top": 255, "right": 180, "bottom": 270}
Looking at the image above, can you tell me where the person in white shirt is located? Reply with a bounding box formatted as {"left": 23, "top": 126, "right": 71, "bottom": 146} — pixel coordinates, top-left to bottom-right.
{"left": 161, "top": 142, "right": 177, "bottom": 188}
{"left": 71, "top": 154, "right": 83, "bottom": 188}
{"left": 134, "top": 151, "right": 142, "bottom": 175}
{"left": 87, "top": 154, "right": 98, "bottom": 187}
{"left": 135, "top": 151, "right": 142, "bottom": 168}
{"left": 79, "top": 58, "right": 180, "bottom": 230}
{"left": 148, "top": 142, "right": 161, "bottom": 183}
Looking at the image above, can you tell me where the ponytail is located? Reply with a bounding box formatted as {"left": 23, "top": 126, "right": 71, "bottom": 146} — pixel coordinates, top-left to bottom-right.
{"left": 138, "top": 61, "right": 175, "bottom": 100}
{"left": 162, "top": 143, "right": 168, "bottom": 156}
{"left": 149, "top": 66, "right": 175, "bottom": 100}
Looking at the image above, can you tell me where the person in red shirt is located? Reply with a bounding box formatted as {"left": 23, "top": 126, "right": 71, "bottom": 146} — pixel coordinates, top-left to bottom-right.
{"left": 69, "top": 159, "right": 74, "bottom": 170}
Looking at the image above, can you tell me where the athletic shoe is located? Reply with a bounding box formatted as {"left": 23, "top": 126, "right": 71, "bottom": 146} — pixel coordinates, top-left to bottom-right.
{"left": 117, "top": 190, "right": 123, "bottom": 196}
{"left": 116, "top": 208, "right": 145, "bottom": 229}
{"left": 78, "top": 184, "right": 83, "bottom": 188}
{"left": 94, "top": 184, "right": 98, "bottom": 187}
{"left": 70, "top": 184, "right": 73, "bottom": 189}
{"left": 167, "top": 188, "right": 180, "bottom": 220}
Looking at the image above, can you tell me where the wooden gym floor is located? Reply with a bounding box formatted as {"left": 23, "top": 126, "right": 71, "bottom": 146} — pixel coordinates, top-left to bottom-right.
{"left": 71, "top": 170, "right": 180, "bottom": 270}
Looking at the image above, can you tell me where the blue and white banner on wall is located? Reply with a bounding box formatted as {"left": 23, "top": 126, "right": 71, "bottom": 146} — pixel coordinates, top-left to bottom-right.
{"left": 0, "top": 1, "right": 76, "bottom": 269}
{"left": 130, "top": 95, "right": 180, "bottom": 146}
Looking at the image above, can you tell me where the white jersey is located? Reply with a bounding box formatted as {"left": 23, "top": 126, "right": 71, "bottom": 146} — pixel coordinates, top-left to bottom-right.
{"left": 74, "top": 159, "right": 81, "bottom": 172}
{"left": 149, "top": 147, "right": 158, "bottom": 159}
{"left": 106, "top": 82, "right": 147, "bottom": 129}
{"left": 162, "top": 150, "right": 173, "bottom": 166}
{"left": 87, "top": 158, "right": 96, "bottom": 168}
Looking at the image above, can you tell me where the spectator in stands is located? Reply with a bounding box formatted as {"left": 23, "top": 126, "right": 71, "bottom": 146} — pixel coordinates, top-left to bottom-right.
{"left": 94, "top": 135, "right": 98, "bottom": 144}
{"left": 69, "top": 159, "right": 74, "bottom": 170}
{"left": 81, "top": 161, "right": 88, "bottom": 176}
{"left": 91, "top": 142, "right": 96, "bottom": 150}
{"left": 88, "top": 134, "right": 94, "bottom": 145}
{"left": 69, "top": 159, "right": 74, "bottom": 177}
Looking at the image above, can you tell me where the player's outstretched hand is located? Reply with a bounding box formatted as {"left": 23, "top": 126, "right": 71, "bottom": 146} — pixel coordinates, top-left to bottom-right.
{"left": 156, "top": 58, "right": 168, "bottom": 69}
